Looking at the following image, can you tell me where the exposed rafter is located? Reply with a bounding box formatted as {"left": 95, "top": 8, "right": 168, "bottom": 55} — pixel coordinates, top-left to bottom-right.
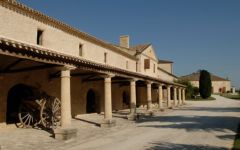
{"left": 3, "top": 59, "right": 23, "bottom": 72}
{"left": 1, "top": 64, "right": 58, "bottom": 73}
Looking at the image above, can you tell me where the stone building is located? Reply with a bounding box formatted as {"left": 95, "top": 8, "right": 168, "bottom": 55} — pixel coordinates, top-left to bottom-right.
{"left": 180, "top": 72, "right": 231, "bottom": 94}
{"left": 0, "top": 0, "right": 186, "bottom": 139}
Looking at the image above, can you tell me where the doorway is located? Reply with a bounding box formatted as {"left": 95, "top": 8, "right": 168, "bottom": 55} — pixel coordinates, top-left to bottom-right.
{"left": 86, "top": 89, "right": 97, "bottom": 113}
{"left": 6, "top": 84, "right": 34, "bottom": 124}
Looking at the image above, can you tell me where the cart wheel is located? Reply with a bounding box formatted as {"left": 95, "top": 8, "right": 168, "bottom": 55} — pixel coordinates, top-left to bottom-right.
{"left": 41, "top": 97, "right": 61, "bottom": 129}
{"left": 18, "top": 103, "right": 39, "bottom": 128}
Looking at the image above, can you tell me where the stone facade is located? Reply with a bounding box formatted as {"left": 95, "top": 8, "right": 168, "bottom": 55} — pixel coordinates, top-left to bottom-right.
{"left": 180, "top": 72, "right": 231, "bottom": 94}
{"left": 0, "top": 0, "right": 186, "bottom": 138}
{"left": 190, "top": 81, "right": 231, "bottom": 94}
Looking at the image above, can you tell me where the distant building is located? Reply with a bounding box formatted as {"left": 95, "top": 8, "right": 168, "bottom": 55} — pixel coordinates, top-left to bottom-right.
{"left": 180, "top": 72, "right": 231, "bottom": 94}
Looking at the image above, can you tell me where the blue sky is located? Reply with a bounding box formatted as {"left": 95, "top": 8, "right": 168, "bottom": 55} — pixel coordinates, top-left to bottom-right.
{"left": 19, "top": 0, "right": 240, "bottom": 88}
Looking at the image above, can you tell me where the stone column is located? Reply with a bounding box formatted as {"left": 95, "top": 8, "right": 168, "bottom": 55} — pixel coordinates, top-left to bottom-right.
{"left": 101, "top": 74, "right": 116, "bottom": 127}
{"left": 54, "top": 66, "right": 77, "bottom": 140}
{"left": 127, "top": 79, "right": 137, "bottom": 120}
{"left": 60, "top": 67, "right": 73, "bottom": 128}
{"left": 158, "top": 84, "right": 163, "bottom": 110}
{"left": 147, "top": 81, "right": 152, "bottom": 111}
{"left": 182, "top": 88, "right": 186, "bottom": 104}
{"left": 104, "top": 75, "right": 113, "bottom": 120}
{"left": 173, "top": 87, "right": 177, "bottom": 107}
{"left": 178, "top": 88, "right": 182, "bottom": 106}
{"left": 167, "top": 85, "right": 172, "bottom": 108}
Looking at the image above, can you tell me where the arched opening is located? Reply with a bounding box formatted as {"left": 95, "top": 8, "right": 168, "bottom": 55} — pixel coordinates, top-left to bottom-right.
{"left": 122, "top": 91, "right": 130, "bottom": 109}
{"left": 6, "top": 84, "right": 34, "bottom": 124}
{"left": 219, "top": 88, "right": 222, "bottom": 93}
{"left": 86, "top": 89, "right": 97, "bottom": 113}
{"left": 222, "top": 87, "right": 226, "bottom": 93}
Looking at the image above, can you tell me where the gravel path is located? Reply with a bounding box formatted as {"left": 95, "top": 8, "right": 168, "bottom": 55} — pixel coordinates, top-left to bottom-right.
{"left": 0, "top": 95, "right": 239, "bottom": 150}
{"left": 69, "top": 95, "right": 240, "bottom": 150}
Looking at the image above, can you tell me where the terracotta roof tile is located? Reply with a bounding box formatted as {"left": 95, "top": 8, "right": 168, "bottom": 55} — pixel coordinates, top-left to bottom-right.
{"left": 180, "top": 72, "right": 230, "bottom": 81}
{"left": 130, "top": 44, "right": 151, "bottom": 53}
{"left": 158, "top": 59, "right": 173, "bottom": 64}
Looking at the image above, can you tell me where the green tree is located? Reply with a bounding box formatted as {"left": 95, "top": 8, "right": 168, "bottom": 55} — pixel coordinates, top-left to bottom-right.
{"left": 199, "top": 70, "right": 212, "bottom": 99}
{"left": 177, "top": 80, "right": 194, "bottom": 99}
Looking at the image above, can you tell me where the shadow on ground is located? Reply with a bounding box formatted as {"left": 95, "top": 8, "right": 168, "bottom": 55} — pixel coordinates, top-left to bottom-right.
{"left": 136, "top": 106, "right": 240, "bottom": 134}
{"left": 180, "top": 107, "right": 240, "bottom": 113}
{"left": 146, "top": 142, "right": 228, "bottom": 150}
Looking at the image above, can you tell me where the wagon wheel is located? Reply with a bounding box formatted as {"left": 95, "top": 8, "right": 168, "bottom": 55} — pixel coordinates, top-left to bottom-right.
{"left": 18, "top": 102, "right": 40, "bottom": 128}
{"left": 41, "top": 97, "right": 61, "bottom": 129}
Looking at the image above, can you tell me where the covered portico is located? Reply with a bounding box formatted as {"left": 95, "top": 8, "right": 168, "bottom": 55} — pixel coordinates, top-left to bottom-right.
{"left": 0, "top": 37, "right": 186, "bottom": 140}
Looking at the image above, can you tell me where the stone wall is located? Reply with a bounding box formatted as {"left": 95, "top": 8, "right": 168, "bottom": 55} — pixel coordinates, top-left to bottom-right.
{"left": 158, "top": 63, "right": 172, "bottom": 74}
{"left": 190, "top": 81, "right": 231, "bottom": 93}
{"left": 0, "top": 6, "right": 136, "bottom": 71}
{"left": 0, "top": 68, "right": 60, "bottom": 125}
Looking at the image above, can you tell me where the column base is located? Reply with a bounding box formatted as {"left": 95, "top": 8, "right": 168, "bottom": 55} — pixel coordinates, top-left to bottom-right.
{"left": 159, "top": 108, "right": 165, "bottom": 112}
{"left": 127, "top": 113, "right": 137, "bottom": 121}
{"left": 54, "top": 127, "right": 77, "bottom": 140}
{"left": 146, "top": 110, "right": 156, "bottom": 116}
{"left": 100, "top": 119, "right": 116, "bottom": 127}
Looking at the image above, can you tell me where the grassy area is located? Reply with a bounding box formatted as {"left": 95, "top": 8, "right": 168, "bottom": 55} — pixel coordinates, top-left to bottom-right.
{"left": 187, "top": 96, "right": 216, "bottom": 101}
{"left": 221, "top": 93, "right": 240, "bottom": 100}
{"left": 233, "top": 123, "right": 240, "bottom": 150}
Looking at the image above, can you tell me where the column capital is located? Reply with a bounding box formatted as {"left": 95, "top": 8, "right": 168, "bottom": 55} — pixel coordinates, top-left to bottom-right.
{"left": 59, "top": 65, "right": 76, "bottom": 71}
{"left": 158, "top": 83, "right": 165, "bottom": 86}
{"left": 129, "top": 78, "right": 138, "bottom": 82}
{"left": 146, "top": 80, "right": 153, "bottom": 84}
{"left": 101, "top": 73, "right": 115, "bottom": 78}
{"left": 166, "top": 85, "right": 172, "bottom": 88}
{"left": 173, "top": 86, "right": 178, "bottom": 89}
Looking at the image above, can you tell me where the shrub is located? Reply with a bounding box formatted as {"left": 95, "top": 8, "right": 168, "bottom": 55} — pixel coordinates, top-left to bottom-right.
{"left": 199, "top": 70, "right": 212, "bottom": 99}
{"left": 176, "top": 80, "right": 194, "bottom": 99}
{"left": 193, "top": 87, "right": 199, "bottom": 98}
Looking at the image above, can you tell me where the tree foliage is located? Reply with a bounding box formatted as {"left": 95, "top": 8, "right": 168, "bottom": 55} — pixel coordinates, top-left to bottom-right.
{"left": 199, "top": 70, "right": 212, "bottom": 99}
{"left": 177, "top": 80, "right": 195, "bottom": 99}
{"left": 193, "top": 87, "right": 199, "bottom": 98}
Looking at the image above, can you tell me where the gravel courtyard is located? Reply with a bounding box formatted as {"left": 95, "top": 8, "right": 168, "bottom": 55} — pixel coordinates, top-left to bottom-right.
{"left": 0, "top": 95, "right": 239, "bottom": 150}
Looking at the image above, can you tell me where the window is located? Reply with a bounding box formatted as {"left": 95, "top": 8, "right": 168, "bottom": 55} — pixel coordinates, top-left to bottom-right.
{"left": 104, "top": 52, "right": 107, "bottom": 63}
{"left": 79, "top": 44, "right": 83, "bottom": 56}
{"left": 136, "top": 62, "right": 138, "bottom": 72}
{"left": 37, "top": 29, "right": 43, "bottom": 45}
{"left": 144, "top": 59, "right": 150, "bottom": 69}
{"left": 153, "top": 64, "right": 156, "bottom": 73}
{"left": 126, "top": 60, "right": 128, "bottom": 69}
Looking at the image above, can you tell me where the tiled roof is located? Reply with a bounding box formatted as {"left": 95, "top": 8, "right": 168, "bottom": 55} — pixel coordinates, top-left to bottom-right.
{"left": 111, "top": 44, "right": 137, "bottom": 56}
{"left": 158, "top": 59, "right": 173, "bottom": 64}
{"left": 0, "top": 36, "right": 186, "bottom": 88}
{"left": 130, "top": 44, "right": 151, "bottom": 53}
{"left": 180, "top": 72, "right": 230, "bottom": 81}
{"left": 157, "top": 67, "right": 178, "bottom": 79}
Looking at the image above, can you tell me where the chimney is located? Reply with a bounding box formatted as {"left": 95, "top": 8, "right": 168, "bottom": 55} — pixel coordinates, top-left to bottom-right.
{"left": 120, "top": 35, "right": 129, "bottom": 48}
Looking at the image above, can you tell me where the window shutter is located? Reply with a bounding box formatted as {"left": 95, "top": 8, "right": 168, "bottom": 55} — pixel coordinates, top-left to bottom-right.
{"left": 144, "top": 59, "right": 150, "bottom": 69}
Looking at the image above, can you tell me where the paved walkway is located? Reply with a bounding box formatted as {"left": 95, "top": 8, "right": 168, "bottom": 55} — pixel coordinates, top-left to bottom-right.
{"left": 0, "top": 95, "right": 239, "bottom": 150}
